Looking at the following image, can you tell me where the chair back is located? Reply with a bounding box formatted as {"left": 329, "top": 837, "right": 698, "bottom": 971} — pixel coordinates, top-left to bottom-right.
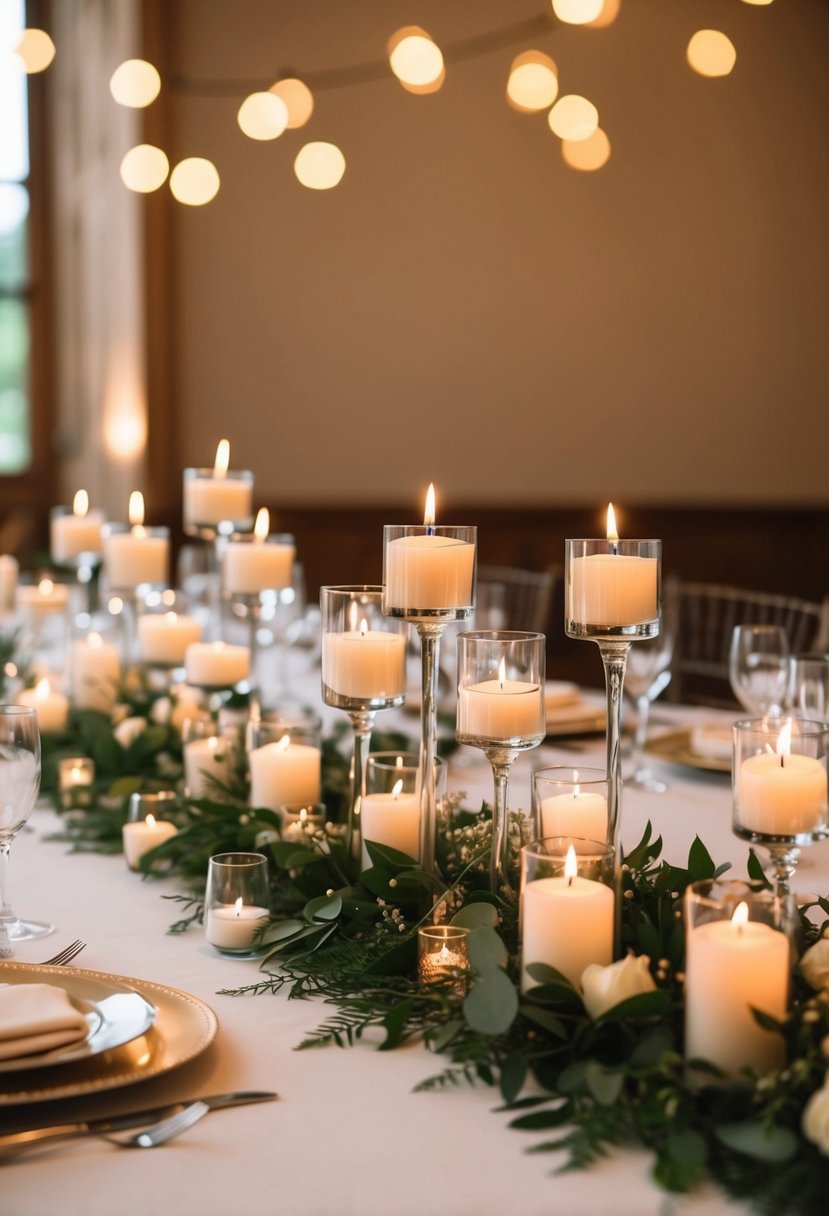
{"left": 475, "top": 564, "right": 558, "bottom": 635}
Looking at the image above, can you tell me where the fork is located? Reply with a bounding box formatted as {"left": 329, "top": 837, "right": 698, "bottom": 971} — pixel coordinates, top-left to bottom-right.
{"left": 103, "top": 1101, "right": 210, "bottom": 1149}
{"left": 38, "top": 940, "right": 86, "bottom": 967}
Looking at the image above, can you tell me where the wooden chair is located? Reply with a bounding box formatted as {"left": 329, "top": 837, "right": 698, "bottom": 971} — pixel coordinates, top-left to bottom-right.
{"left": 670, "top": 581, "right": 829, "bottom": 707}
{"left": 475, "top": 564, "right": 558, "bottom": 634}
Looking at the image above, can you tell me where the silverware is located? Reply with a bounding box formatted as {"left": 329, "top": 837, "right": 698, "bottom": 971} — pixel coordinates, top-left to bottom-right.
{"left": 37, "top": 940, "right": 86, "bottom": 967}
{"left": 0, "top": 1091, "right": 277, "bottom": 1155}
{"left": 102, "top": 1101, "right": 210, "bottom": 1150}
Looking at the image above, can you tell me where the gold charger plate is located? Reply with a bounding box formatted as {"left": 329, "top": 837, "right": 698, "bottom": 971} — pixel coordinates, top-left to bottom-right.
{"left": 0, "top": 963, "right": 218, "bottom": 1105}
{"left": 644, "top": 728, "right": 731, "bottom": 774}
{"left": 546, "top": 706, "right": 606, "bottom": 738}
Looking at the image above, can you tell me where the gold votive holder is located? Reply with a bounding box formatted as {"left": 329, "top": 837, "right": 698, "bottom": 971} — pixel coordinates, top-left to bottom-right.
{"left": 417, "top": 925, "right": 470, "bottom": 991}
{"left": 58, "top": 756, "right": 95, "bottom": 809}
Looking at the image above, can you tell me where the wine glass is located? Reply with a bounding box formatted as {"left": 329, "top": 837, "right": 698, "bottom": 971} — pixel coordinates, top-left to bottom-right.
{"left": 729, "top": 625, "right": 789, "bottom": 717}
{"left": 788, "top": 655, "right": 829, "bottom": 720}
{"left": 625, "top": 623, "right": 675, "bottom": 793}
{"left": 0, "top": 704, "right": 52, "bottom": 940}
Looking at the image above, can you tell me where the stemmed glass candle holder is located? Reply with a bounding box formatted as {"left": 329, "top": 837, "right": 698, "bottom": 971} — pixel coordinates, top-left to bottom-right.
{"left": 456, "top": 631, "right": 546, "bottom": 894}
{"left": 205, "top": 852, "right": 269, "bottom": 958}
{"left": 565, "top": 508, "right": 661, "bottom": 862}
{"left": 383, "top": 488, "right": 476, "bottom": 877}
{"left": 101, "top": 492, "right": 169, "bottom": 662}
{"left": 732, "top": 717, "right": 829, "bottom": 897}
{"left": 533, "top": 767, "right": 608, "bottom": 849}
{"left": 50, "top": 492, "right": 105, "bottom": 614}
{"left": 183, "top": 640, "right": 251, "bottom": 716}
{"left": 0, "top": 705, "right": 52, "bottom": 940}
{"left": 183, "top": 441, "right": 254, "bottom": 639}
{"left": 321, "top": 586, "right": 407, "bottom": 858}
{"left": 136, "top": 590, "right": 202, "bottom": 678}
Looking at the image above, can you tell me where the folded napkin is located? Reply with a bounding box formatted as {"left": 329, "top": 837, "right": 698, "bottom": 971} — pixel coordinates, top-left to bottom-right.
{"left": 545, "top": 681, "right": 582, "bottom": 711}
{"left": 690, "top": 725, "right": 733, "bottom": 763}
{"left": 0, "top": 982, "right": 89, "bottom": 1061}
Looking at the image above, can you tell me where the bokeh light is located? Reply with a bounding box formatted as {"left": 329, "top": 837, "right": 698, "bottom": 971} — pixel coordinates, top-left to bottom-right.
{"left": 169, "top": 157, "right": 220, "bottom": 206}
{"left": 552, "top": 0, "right": 604, "bottom": 25}
{"left": 388, "top": 27, "right": 445, "bottom": 94}
{"left": 548, "top": 94, "right": 599, "bottom": 141}
{"left": 109, "top": 58, "right": 161, "bottom": 107}
{"left": 119, "top": 145, "right": 169, "bottom": 193}
{"left": 270, "top": 78, "right": 314, "bottom": 129}
{"left": 587, "top": 0, "right": 622, "bottom": 28}
{"left": 562, "top": 127, "right": 611, "bottom": 171}
{"left": 237, "top": 91, "right": 288, "bottom": 140}
{"left": 687, "top": 30, "right": 737, "bottom": 77}
{"left": 294, "top": 142, "right": 346, "bottom": 190}
{"left": 506, "top": 51, "right": 559, "bottom": 113}
{"left": 14, "top": 28, "right": 55, "bottom": 73}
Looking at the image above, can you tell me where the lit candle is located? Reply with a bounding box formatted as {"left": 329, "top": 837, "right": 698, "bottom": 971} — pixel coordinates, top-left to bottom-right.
{"left": 184, "top": 641, "right": 250, "bottom": 687}
{"left": 69, "top": 632, "right": 121, "bottom": 713}
{"left": 184, "top": 735, "right": 233, "bottom": 799}
{"left": 684, "top": 901, "right": 788, "bottom": 1076}
{"left": 51, "top": 491, "right": 105, "bottom": 564}
{"left": 122, "top": 812, "right": 179, "bottom": 871}
{"left": 249, "top": 734, "right": 322, "bottom": 810}
{"left": 737, "top": 720, "right": 828, "bottom": 836}
{"left": 282, "top": 804, "right": 327, "bottom": 841}
{"left": 360, "top": 778, "right": 421, "bottom": 866}
{"left": 521, "top": 843, "right": 614, "bottom": 991}
{"left": 418, "top": 926, "right": 470, "bottom": 989}
{"left": 137, "top": 611, "right": 202, "bottom": 666}
{"left": 17, "top": 678, "right": 69, "bottom": 735}
{"left": 322, "top": 605, "right": 407, "bottom": 700}
{"left": 0, "top": 554, "right": 19, "bottom": 612}
{"left": 539, "top": 778, "right": 608, "bottom": 845}
{"left": 16, "top": 577, "right": 69, "bottom": 620}
{"left": 184, "top": 439, "right": 254, "bottom": 528}
{"left": 206, "top": 896, "right": 269, "bottom": 951}
{"left": 384, "top": 484, "right": 475, "bottom": 610}
{"left": 222, "top": 508, "right": 295, "bottom": 595}
{"left": 458, "top": 657, "right": 544, "bottom": 741}
{"left": 568, "top": 504, "right": 657, "bottom": 626}
{"left": 102, "top": 492, "right": 168, "bottom": 589}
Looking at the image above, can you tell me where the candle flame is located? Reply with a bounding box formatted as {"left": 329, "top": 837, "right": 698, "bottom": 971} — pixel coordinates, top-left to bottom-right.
{"left": 234, "top": 895, "right": 243, "bottom": 916}
{"left": 214, "top": 439, "right": 230, "bottom": 478}
{"left": 146, "top": 813, "right": 157, "bottom": 828}
{"left": 254, "top": 507, "right": 269, "bottom": 541}
{"left": 277, "top": 734, "right": 291, "bottom": 752}
{"left": 732, "top": 901, "right": 749, "bottom": 928}
{"left": 573, "top": 784, "right": 580, "bottom": 799}
{"left": 564, "top": 843, "right": 578, "bottom": 883}
{"left": 395, "top": 756, "right": 404, "bottom": 769}
{"left": 348, "top": 601, "right": 358, "bottom": 632}
{"left": 38, "top": 577, "right": 54, "bottom": 597}
{"left": 606, "top": 502, "right": 619, "bottom": 542}
{"left": 438, "top": 944, "right": 450, "bottom": 963}
{"left": 776, "top": 719, "right": 793, "bottom": 761}
{"left": 299, "top": 807, "right": 308, "bottom": 823}
{"left": 128, "top": 490, "right": 145, "bottom": 528}
{"left": 165, "top": 611, "right": 178, "bottom": 624}
{"left": 70, "top": 765, "right": 83, "bottom": 783}
{"left": 498, "top": 656, "right": 506, "bottom": 688}
{"left": 360, "top": 618, "right": 368, "bottom": 637}
{"left": 424, "top": 482, "right": 436, "bottom": 528}
{"left": 88, "top": 632, "right": 103, "bottom": 649}
{"left": 391, "top": 778, "right": 404, "bottom": 799}
{"left": 35, "top": 677, "right": 50, "bottom": 700}
{"left": 73, "top": 489, "right": 89, "bottom": 517}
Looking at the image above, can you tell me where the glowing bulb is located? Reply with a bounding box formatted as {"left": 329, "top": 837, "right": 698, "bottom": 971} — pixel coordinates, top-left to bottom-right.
{"left": 269, "top": 78, "right": 314, "bottom": 129}
{"left": 254, "top": 507, "right": 269, "bottom": 540}
{"left": 388, "top": 27, "right": 445, "bottom": 94}
{"left": 214, "top": 439, "right": 230, "bottom": 477}
{"left": 73, "top": 489, "right": 89, "bottom": 517}
{"left": 120, "top": 144, "right": 169, "bottom": 193}
{"left": 237, "top": 91, "right": 288, "bottom": 140}
{"left": 552, "top": 0, "right": 604, "bottom": 25}
{"left": 14, "top": 29, "right": 55, "bottom": 73}
{"left": 109, "top": 59, "right": 161, "bottom": 108}
{"left": 548, "top": 95, "right": 599, "bottom": 141}
{"left": 562, "top": 127, "right": 611, "bottom": 172}
{"left": 506, "top": 52, "right": 559, "bottom": 113}
{"left": 606, "top": 503, "right": 619, "bottom": 542}
{"left": 391, "top": 779, "right": 404, "bottom": 799}
{"left": 424, "top": 483, "right": 436, "bottom": 527}
{"left": 294, "top": 142, "right": 346, "bottom": 190}
{"left": 564, "top": 843, "right": 578, "bottom": 881}
{"left": 128, "top": 491, "right": 145, "bottom": 528}
{"left": 586, "top": 0, "right": 622, "bottom": 27}
{"left": 687, "top": 30, "right": 737, "bottom": 78}
{"left": 169, "top": 158, "right": 220, "bottom": 206}
{"left": 732, "top": 901, "right": 749, "bottom": 928}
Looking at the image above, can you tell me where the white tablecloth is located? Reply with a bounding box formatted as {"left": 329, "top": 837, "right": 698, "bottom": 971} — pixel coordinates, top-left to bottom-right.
{"left": 3, "top": 695, "right": 820, "bottom": 1216}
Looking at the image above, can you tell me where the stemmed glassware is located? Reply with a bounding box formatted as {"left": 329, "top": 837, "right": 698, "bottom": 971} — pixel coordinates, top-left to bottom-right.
{"left": 456, "top": 631, "right": 546, "bottom": 894}
{"left": 728, "top": 624, "right": 789, "bottom": 717}
{"left": 788, "top": 655, "right": 829, "bottom": 720}
{"left": 0, "top": 705, "right": 51, "bottom": 940}
{"left": 321, "top": 586, "right": 407, "bottom": 858}
{"left": 624, "top": 616, "right": 675, "bottom": 793}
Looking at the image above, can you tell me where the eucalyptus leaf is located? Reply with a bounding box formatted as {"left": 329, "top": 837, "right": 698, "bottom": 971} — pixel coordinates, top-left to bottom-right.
{"left": 304, "top": 893, "right": 343, "bottom": 922}
{"left": 426, "top": 1020, "right": 464, "bottom": 1053}
{"left": 585, "top": 1061, "right": 623, "bottom": 1106}
{"left": 259, "top": 918, "right": 306, "bottom": 944}
{"left": 467, "top": 926, "right": 508, "bottom": 973}
{"left": 525, "top": 962, "right": 573, "bottom": 987}
{"left": 714, "top": 1121, "right": 799, "bottom": 1164}
{"left": 463, "top": 968, "right": 519, "bottom": 1035}
{"left": 687, "top": 836, "right": 716, "bottom": 880}
{"left": 363, "top": 839, "right": 418, "bottom": 871}
{"left": 509, "top": 1102, "right": 573, "bottom": 1132}
{"left": 499, "top": 1052, "right": 528, "bottom": 1104}
{"left": 597, "top": 989, "right": 672, "bottom": 1023}
{"left": 452, "top": 903, "right": 499, "bottom": 930}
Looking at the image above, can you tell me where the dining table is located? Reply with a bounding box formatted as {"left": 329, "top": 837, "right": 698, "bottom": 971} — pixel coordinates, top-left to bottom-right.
{"left": 2, "top": 670, "right": 819, "bottom": 1216}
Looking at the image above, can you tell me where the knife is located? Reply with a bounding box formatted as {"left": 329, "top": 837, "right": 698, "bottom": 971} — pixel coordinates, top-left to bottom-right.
{"left": 0, "top": 1091, "right": 277, "bottom": 1155}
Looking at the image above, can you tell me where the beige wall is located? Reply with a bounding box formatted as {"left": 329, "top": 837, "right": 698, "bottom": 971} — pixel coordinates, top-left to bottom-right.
{"left": 163, "top": 0, "right": 828, "bottom": 508}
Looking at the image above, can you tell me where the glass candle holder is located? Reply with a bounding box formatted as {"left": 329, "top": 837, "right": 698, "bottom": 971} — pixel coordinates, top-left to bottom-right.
{"left": 205, "top": 852, "right": 269, "bottom": 958}
{"left": 246, "top": 717, "right": 322, "bottom": 813}
{"left": 279, "top": 802, "right": 327, "bottom": 841}
{"left": 732, "top": 717, "right": 829, "bottom": 897}
{"left": 136, "top": 589, "right": 203, "bottom": 671}
{"left": 519, "top": 837, "right": 615, "bottom": 994}
{"left": 101, "top": 522, "right": 169, "bottom": 594}
{"left": 532, "top": 767, "right": 609, "bottom": 849}
{"left": 122, "top": 790, "right": 179, "bottom": 872}
{"left": 50, "top": 500, "right": 105, "bottom": 614}
{"left": 182, "top": 718, "right": 237, "bottom": 801}
{"left": 58, "top": 756, "right": 95, "bottom": 809}
{"left": 457, "top": 630, "right": 546, "bottom": 894}
{"left": 360, "top": 752, "right": 446, "bottom": 870}
{"left": 684, "top": 878, "right": 796, "bottom": 1079}
{"left": 184, "top": 640, "right": 251, "bottom": 691}
{"left": 183, "top": 464, "right": 255, "bottom": 540}
{"left": 788, "top": 655, "right": 829, "bottom": 720}
{"left": 418, "top": 924, "right": 470, "bottom": 990}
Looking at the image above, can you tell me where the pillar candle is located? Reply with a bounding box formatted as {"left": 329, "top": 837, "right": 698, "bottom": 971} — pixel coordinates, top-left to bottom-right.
{"left": 360, "top": 786, "right": 420, "bottom": 866}
{"left": 17, "top": 679, "right": 69, "bottom": 735}
{"left": 458, "top": 679, "right": 544, "bottom": 741}
{"left": 222, "top": 529, "right": 294, "bottom": 595}
{"left": 103, "top": 529, "right": 168, "bottom": 590}
{"left": 249, "top": 739, "right": 321, "bottom": 810}
{"left": 184, "top": 641, "right": 250, "bottom": 687}
{"left": 540, "top": 790, "right": 609, "bottom": 845}
{"left": 385, "top": 535, "right": 475, "bottom": 610}
{"left": 122, "top": 814, "right": 179, "bottom": 871}
{"left": 0, "top": 555, "right": 19, "bottom": 612}
{"left": 184, "top": 440, "right": 253, "bottom": 528}
{"left": 138, "top": 612, "right": 202, "bottom": 666}
{"left": 521, "top": 865, "right": 614, "bottom": 991}
{"left": 51, "top": 497, "right": 105, "bottom": 563}
{"left": 322, "top": 628, "right": 407, "bottom": 700}
{"left": 184, "top": 736, "right": 233, "bottom": 799}
{"left": 16, "top": 579, "right": 69, "bottom": 620}
{"left": 70, "top": 633, "right": 121, "bottom": 713}
{"left": 569, "top": 553, "right": 657, "bottom": 626}
{"left": 738, "top": 752, "right": 828, "bottom": 836}
{"left": 206, "top": 900, "right": 269, "bottom": 950}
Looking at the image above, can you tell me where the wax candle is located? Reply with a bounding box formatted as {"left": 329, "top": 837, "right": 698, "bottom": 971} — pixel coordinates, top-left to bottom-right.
{"left": 685, "top": 902, "right": 788, "bottom": 1076}
{"left": 282, "top": 804, "right": 327, "bottom": 841}
{"left": 521, "top": 844, "right": 614, "bottom": 991}
{"left": 51, "top": 491, "right": 105, "bottom": 563}
{"left": 206, "top": 898, "right": 269, "bottom": 951}
{"left": 322, "top": 617, "right": 407, "bottom": 700}
{"left": 58, "top": 757, "right": 95, "bottom": 808}
{"left": 458, "top": 660, "right": 544, "bottom": 741}
{"left": 737, "top": 721, "right": 828, "bottom": 836}
{"left": 16, "top": 578, "right": 69, "bottom": 620}
{"left": 17, "top": 678, "right": 69, "bottom": 735}
{"left": 568, "top": 504, "right": 657, "bottom": 626}
{"left": 384, "top": 484, "right": 475, "bottom": 611}
{"left": 360, "top": 779, "right": 420, "bottom": 866}
{"left": 540, "top": 787, "right": 608, "bottom": 845}
{"left": 222, "top": 509, "right": 294, "bottom": 595}
{"left": 418, "top": 926, "right": 470, "bottom": 989}
{"left": 184, "top": 736, "right": 233, "bottom": 799}
{"left": 249, "top": 737, "right": 322, "bottom": 810}
{"left": 0, "top": 555, "right": 19, "bottom": 612}
{"left": 184, "top": 439, "right": 253, "bottom": 528}
{"left": 122, "top": 813, "right": 179, "bottom": 871}
{"left": 184, "top": 641, "right": 250, "bottom": 687}
{"left": 70, "top": 632, "right": 121, "bottom": 713}
{"left": 102, "top": 493, "right": 168, "bottom": 590}
{"left": 138, "top": 612, "right": 202, "bottom": 666}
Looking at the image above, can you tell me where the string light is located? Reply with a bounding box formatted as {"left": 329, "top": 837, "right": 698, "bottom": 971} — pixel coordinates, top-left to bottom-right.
{"left": 506, "top": 51, "right": 559, "bottom": 113}
{"left": 548, "top": 94, "right": 599, "bottom": 141}
{"left": 120, "top": 144, "right": 169, "bottom": 193}
{"left": 687, "top": 30, "right": 737, "bottom": 78}
{"left": 294, "top": 142, "right": 346, "bottom": 190}
{"left": 237, "top": 91, "right": 288, "bottom": 140}
{"left": 388, "top": 27, "right": 445, "bottom": 94}
{"left": 169, "top": 158, "right": 221, "bottom": 205}
{"left": 110, "top": 58, "right": 161, "bottom": 107}
{"left": 269, "top": 78, "right": 314, "bottom": 129}
{"left": 562, "top": 126, "right": 611, "bottom": 171}
{"left": 13, "top": 28, "right": 55, "bottom": 73}
{"left": 552, "top": 0, "right": 604, "bottom": 26}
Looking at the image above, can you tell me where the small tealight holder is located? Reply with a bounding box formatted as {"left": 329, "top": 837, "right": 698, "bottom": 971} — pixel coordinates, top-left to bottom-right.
{"left": 122, "top": 790, "right": 179, "bottom": 871}
{"left": 183, "top": 641, "right": 251, "bottom": 716}
{"left": 684, "top": 879, "right": 796, "bottom": 1079}
{"left": 50, "top": 497, "right": 106, "bottom": 614}
{"left": 136, "top": 589, "right": 202, "bottom": 674}
{"left": 732, "top": 717, "right": 829, "bottom": 897}
{"left": 279, "top": 802, "right": 327, "bottom": 841}
{"left": 182, "top": 718, "right": 236, "bottom": 801}
{"left": 205, "top": 852, "right": 269, "bottom": 958}
{"left": 532, "top": 767, "right": 609, "bottom": 850}
{"left": 246, "top": 716, "right": 322, "bottom": 813}
{"left": 417, "top": 925, "right": 470, "bottom": 991}
{"left": 519, "top": 838, "right": 615, "bottom": 994}
{"left": 58, "top": 757, "right": 95, "bottom": 809}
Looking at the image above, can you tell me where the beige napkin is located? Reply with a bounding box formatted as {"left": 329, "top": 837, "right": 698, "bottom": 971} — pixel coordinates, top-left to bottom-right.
{"left": 0, "top": 982, "right": 89, "bottom": 1061}
{"left": 545, "top": 681, "right": 582, "bottom": 712}
{"left": 690, "top": 725, "right": 733, "bottom": 763}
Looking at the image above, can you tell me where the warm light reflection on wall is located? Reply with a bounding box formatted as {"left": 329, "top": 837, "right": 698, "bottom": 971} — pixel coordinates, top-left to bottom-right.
{"left": 548, "top": 94, "right": 599, "bottom": 141}
{"left": 587, "top": 0, "right": 622, "bottom": 28}
{"left": 119, "top": 145, "right": 169, "bottom": 193}
{"left": 270, "top": 78, "right": 314, "bottom": 129}
{"left": 14, "top": 28, "right": 55, "bottom": 73}
{"left": 104, "top": 397, "right": 147, "bottom": 464}
{"left": 237, "top": 91, "right": 288, "bottom": 140}
{"left": 388, "top": 27, "right": 445, "bottom": 94}
{"left": 506, "top": 51, "right": 559, "bottom": 113}
{"left": 687, "top": 30, "right": 737, "bottom": 77}
{"left": 169, "top": 158, "right": 221, "bottom": 205}
{"left": 741, "top": 0, "right": 772, "bottom": 5}
{"left": 562, "top": 126, "right": 611, "bottom": 171}
{"left": 294, "top": 142, "right": 346, "bottom": 190}
{"left": 109, "top": 59, "right": 161, "bottom": 107}
{"left": 552, "top": 0, "right": 604, "bottom": 26}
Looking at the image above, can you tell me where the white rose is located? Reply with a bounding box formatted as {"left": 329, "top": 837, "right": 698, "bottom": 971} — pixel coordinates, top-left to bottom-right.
{"left": 150, "top": 697, "right": 172, "bottom": 725}
{"left": 580, "top": 952, "right": 656, "bottom": 1020}
{"left": 170, "top": 688, "right": 205, "bottom": 733}
{"left": 801, "top": 937, "right": 829, "bottom": 992}
{"left": 111, "top": 703, "right": 129, "bottom": 727}
{"left": 113, "top": 716, "right": 147, "bottom": 749}
{"left": 803, "top": 1074, "right": 829, "bottom": 1154}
